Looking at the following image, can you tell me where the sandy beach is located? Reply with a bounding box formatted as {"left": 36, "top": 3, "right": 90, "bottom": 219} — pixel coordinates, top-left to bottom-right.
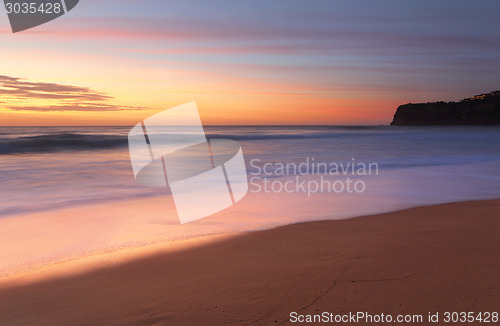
{"left": 0, "top": 199, "right": 498, "bottom": 325}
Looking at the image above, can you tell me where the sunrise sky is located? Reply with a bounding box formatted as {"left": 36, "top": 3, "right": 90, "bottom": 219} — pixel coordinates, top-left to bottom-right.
{"left": 1, "top": 0, "right": 500, "bottom": 125}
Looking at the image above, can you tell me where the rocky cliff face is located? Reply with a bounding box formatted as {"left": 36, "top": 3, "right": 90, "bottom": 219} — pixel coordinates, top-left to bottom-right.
{"left": 390, "top": 91, "right": 500, "bottom": 126}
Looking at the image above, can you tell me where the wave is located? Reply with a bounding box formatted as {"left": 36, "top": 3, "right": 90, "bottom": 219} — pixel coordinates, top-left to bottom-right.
{"left": 0, "top": 133, "right": 128, "bottom": 154}
{"left": 0, "top": 130, "right": 380, "bottom": 154}
{"left": 3, "top": 125, "right": 495, "bottom": 154}
{"left": 205, "top": 131, "right": 384, "bottom": 141}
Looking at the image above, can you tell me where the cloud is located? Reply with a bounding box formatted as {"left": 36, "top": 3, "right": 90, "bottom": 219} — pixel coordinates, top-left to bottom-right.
{"left": 7, "top": 103, "right": 147, "bottom": 112}
{"left": 37, "top": 12, "right": 500, "bottom": 56}
{"left": 0, "top": 75, "right": 147, "bottom": 112}
{"left": 0, "top": 75, "right": 111, "bottom": 101}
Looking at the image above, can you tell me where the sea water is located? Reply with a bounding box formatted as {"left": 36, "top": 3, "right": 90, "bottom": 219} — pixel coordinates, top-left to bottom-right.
{"left": 1, "top": 126, "right": 499, "bottom": 274}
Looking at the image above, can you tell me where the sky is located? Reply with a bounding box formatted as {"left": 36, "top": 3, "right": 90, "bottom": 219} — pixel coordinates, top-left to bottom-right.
{"left": 1, "top": 0, "right": 500, "bottom": 125}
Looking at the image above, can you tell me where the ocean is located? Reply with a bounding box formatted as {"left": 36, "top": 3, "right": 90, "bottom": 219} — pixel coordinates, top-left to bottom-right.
{"left": 1, "top": 125, "right": 500, "bottom": 274}
{"left": 1, "top": 125, "right": 500, "bottom": 217}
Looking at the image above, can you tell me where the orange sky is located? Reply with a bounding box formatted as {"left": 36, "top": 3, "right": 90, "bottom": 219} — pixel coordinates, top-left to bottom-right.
{"left": 1, "top": 1, "right": 499, "bottom": 126}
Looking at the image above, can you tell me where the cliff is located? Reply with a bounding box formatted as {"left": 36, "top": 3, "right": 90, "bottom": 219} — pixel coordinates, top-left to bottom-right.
{"left": 390, "top": 91, "right": 500, "bottom": 126}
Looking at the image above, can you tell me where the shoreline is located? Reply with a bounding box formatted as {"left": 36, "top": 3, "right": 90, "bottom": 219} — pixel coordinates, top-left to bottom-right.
{"left": 1, "top": 197, "right": 499, "bottom": 283}
{"left": 1, "top": 199, "right": 499, "bottom": 325}
{"left": 0, "top": 232, "right": 240, "bottom": 287}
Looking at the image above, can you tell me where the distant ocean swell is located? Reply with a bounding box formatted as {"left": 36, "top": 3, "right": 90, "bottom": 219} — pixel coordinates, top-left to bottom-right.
{"left": 0, "top": 133, "right": 128, "bottom": 154}
{"left": 1, "top": 126, "right": 499, "bottom": 156}
{"left": 0, "top": 130, "right": 381, "bottom": 154}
